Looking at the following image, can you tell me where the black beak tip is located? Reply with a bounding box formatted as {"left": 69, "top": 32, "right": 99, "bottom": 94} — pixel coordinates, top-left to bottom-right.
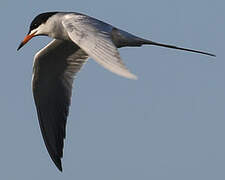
{"left": 17, "top": 42, "right": 24, "bottom": 51}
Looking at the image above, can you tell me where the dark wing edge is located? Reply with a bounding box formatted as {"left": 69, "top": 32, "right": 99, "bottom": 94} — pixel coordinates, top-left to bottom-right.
{"left": 32, "top": 39, "right": 88, "bottom": 171}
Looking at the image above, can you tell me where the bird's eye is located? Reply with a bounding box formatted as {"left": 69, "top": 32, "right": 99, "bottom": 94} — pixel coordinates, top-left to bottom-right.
{"left": 31, "top": 23, "right": 38, "bottom": 29}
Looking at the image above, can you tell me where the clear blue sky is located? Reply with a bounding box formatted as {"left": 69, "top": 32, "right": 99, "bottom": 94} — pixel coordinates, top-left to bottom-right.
{"left": 0, "top": 0, "right": 224, "bottom": 179}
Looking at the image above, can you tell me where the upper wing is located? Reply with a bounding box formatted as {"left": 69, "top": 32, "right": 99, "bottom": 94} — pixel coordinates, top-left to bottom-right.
{"left": 62, "top": 14, "right": 137, "bottom": 79}
{"left": 32, "top": 39, "right": 88, "bottom": 171}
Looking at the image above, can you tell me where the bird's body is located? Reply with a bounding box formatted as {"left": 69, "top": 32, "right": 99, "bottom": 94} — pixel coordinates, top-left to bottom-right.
{"left": 17, "top": 11, "right": 215, "bottom": 171}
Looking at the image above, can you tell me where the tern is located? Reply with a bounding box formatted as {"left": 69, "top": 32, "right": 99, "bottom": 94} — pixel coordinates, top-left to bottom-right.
{"left": 17, "top": 11, "right": 215, "bottom": 171}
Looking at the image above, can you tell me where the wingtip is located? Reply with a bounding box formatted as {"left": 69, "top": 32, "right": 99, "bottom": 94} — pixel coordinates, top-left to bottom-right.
{"left": 58, "top": 166, "right": 63, "bottom": 172}
{"left": 55, "top": 159, "right": 63, "bottom": 172}
{"left": 121, "top": 73, "right": 138, "bottom": 80}
{"left": 130, "top": 74, "right": 138, "bottom": 80}
{"left": 120, "top": 71, "right": 138, "bottom": 80}
{"left": 50, "top": 155, "right": 63, "bottom": 172}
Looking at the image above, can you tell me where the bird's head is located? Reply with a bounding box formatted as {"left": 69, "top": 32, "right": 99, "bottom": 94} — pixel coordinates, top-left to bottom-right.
{"left": 17, "top": 12, "right": 58, "bottom": 51}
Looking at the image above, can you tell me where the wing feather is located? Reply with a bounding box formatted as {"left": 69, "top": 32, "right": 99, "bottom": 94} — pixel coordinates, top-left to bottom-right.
{"left": 62, "top": 15, "right": 137, "bottom": 79}
{"left": 32, "top": 39, "right": 88, "bottom": 171}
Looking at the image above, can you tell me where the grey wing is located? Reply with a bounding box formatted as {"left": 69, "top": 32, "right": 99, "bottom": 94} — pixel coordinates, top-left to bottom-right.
{"left": 62, "top": 14, "right": 137, "bottom": 79}
{"left": 32, "top": 39, "right": 88, "bottom": 171}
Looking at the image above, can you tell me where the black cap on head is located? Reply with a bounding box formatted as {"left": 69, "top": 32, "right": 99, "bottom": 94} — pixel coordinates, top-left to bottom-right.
{"left": 17, "top": 12, "right": 59, "bottom": 51}
{"left": 28, "top": 12, "right": 58, "bottom": 34}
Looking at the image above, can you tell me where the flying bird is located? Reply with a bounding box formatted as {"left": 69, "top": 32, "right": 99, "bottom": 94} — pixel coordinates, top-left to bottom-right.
{"left": 17, "top": 11, "right": 215, "bottom": 171}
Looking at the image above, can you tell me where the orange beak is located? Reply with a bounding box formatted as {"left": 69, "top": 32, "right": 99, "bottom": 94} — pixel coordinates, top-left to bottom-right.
{"left": 17, "top": 31, "right": 36, "bottom": 51}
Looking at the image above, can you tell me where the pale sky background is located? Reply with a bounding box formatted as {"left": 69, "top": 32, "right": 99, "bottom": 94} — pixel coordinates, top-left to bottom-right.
{"left": 0, "top": 0, "right": 224, "bottom": 179}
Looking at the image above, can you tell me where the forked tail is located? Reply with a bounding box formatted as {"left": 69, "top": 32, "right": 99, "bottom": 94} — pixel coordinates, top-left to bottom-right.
{"left": 112, "top": 28, "right": 215, "bottom": 57}
{"left": 142, "top": 40, "right": 215, "bottom": 57}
